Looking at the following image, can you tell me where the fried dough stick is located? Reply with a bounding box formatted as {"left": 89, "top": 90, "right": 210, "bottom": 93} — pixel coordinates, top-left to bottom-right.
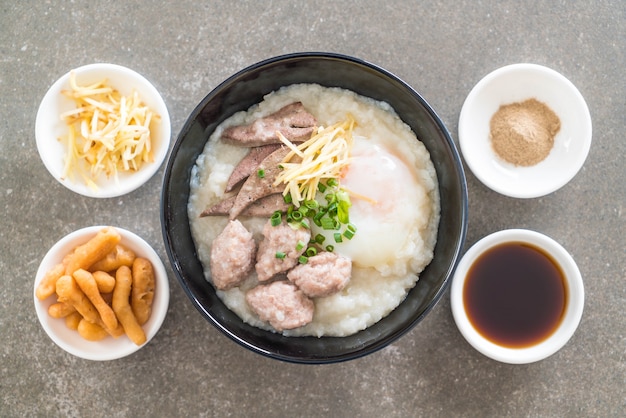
{"left": 56, "top": 275, "right": 101, "bottom": 324}
{"left": 131, "top": 258, "right": 155, "bottom": 326}
{"left": 74, "top": 269, "right": 118, "bottom": 332}
{"left": 89, "top": 244, "right": 136, "bottom": 273}
{"left": 64, "top": 227, "right": 121, "bottom": 275}
{"left": 36, "top": 263, "right": 66, "bottom": 301}
{"left": 113, "top": 266, "right": 146, "bottom": 346}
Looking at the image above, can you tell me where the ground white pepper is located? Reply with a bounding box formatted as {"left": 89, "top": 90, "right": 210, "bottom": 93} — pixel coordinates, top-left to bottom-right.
{"left": 489, "top": 98, "right": 561, "bottom": 166}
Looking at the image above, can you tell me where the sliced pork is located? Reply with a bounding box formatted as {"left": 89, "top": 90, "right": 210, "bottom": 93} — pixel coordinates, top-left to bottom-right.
{"left": 229, "top": 146, "right": 291, "bottom": 220}
{"left": 224, "top": 144, "right": 280, "bottom": 192}
{"left": 287, "top": 252, "right": 352, "bottom": 298}
{"left": 221, "top": 102, "right": 317, "bottom": 147}
{"left": 210, "top": 220, "right": 256, "bottom": 290}
{"left": 245, "top": 281, "right": 314, "bottom": 331}
{"left": 200, "top": 194, "right": 289, "bottom": 218}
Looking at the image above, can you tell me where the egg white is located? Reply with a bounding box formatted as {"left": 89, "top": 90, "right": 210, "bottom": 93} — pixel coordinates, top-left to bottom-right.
{"left": 312, "top": 139, "right": 429, "bottom": 273}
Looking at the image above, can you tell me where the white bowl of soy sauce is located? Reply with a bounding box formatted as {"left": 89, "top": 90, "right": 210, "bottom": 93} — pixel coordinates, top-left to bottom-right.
{"left": 450, "top": 229, "right": 584, "bottom": 364}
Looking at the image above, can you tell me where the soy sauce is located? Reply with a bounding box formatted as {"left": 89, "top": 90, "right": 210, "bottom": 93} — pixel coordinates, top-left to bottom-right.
{"left": 463, "top": 242, "right": 567, "bottom": 348}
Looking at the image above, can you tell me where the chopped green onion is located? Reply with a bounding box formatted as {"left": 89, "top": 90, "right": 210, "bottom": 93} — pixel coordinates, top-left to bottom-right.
{"left": 275, "top": 251, "right": 286, "bottom": 259}
{"left": 286, "top": 205, "right": 294, "bottom": 222}
{"left": 291, "top": 210, "right": 303, "bottom": 221}
{"left": 343, "top": 223, "right": 356, "bottom": 239}
{"left": 336, "top": 190, "right": 351, "bottom": 224}
{"left": 270, "top": 211, "right": 282, "bottom": 226}
{"left": 298, "top": 205, "right": 311, "bottom": 217}
{"left": 327, "top": 201, "right": 337, "bottom": 216}
{"left": 298, "top": 255, "right": 308, "bottom": 264}
{"left": 274, "top": 176, "right": 358, "bottom": 255}
{"left": 321, "top": 217, "right": 338, "bottom": 230}
{"left": 344, "top": 223, "right": 357, "bottom": 239}
{"left": 313, "top": 209, "right": 326, "bottom": 227}
{"left": 304, "top": 200, "right": 319, "bottom": 209}
{"left": 257, "top": 169, "right": 265, "bottom": 178}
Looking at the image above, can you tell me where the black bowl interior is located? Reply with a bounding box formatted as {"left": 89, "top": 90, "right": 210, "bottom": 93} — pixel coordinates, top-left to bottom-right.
{"left": 161, "top": 52, "right": 468, "bottom": 364}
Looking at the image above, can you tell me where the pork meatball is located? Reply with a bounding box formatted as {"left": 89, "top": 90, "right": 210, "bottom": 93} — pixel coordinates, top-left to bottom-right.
{"left": 210, "top": 220, "right": 256, "bottom": 290}
{"left": 246, "top": 281, "right": 314, "bottom": 331}
{"left": 255, "top": 220, "right": 310, "bottom": 281}
{"left": 287, "top": 252, "right": 352, "bottom": 298}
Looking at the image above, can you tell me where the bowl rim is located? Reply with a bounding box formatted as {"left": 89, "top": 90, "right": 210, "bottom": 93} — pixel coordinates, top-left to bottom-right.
{"left": 35, "top": 62, "right": 172, "bottom": 198}
{"left": 450, "top": 228, "right": 585, "bottom": 364}
{"left": 33, "top": 225, "right": 170, "bottom": 361}
{"left": 161, "top": 51, "right": 468, "bottom": 363}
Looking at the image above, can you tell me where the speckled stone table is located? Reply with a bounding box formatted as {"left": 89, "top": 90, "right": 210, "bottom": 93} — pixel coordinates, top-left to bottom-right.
{"left": 1, "top": 1, "right": 624, "bottom": 416}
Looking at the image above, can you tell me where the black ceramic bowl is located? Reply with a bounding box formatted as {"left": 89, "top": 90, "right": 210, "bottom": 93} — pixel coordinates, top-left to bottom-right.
{"left": 161, "top": 52, "right": 468, "bottom": 364}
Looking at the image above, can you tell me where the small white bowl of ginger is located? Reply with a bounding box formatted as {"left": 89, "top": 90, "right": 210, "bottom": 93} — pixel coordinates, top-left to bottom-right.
{"left": 35, "top": 63, "right": 171, "bottom": 198}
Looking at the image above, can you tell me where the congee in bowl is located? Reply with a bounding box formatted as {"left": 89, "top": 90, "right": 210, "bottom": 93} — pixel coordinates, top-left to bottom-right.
{"left": 161, "top": 52, "right": 467, "bottom": 363}
{"left": 188, "top": 84, "right": 440, "bottom": 337}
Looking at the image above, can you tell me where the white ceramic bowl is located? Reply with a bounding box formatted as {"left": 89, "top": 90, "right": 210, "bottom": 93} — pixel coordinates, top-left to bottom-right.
{"left": 451, "top": 229, "right": 584, "bottom": 364}
{"left": 34, "top": 226, "right": 170, "bottom": 361}
{"left": 458, "top": 63, "right": 592, "bottom": 198}
{"left": 35, "top": 63, "right": 171, "bottom": 198}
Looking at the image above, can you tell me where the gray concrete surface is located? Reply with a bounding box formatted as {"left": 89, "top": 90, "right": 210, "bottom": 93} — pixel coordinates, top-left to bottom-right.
{"left": 1, "top": 1, "right": 624, "bottom": 417}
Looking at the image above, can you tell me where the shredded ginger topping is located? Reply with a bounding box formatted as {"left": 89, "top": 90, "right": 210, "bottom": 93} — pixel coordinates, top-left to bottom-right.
{"left": 58, "top": 71, "right": 159, "bottom": 189}
{"left": 273, "top": 116, "right": 355, "bottom": 206}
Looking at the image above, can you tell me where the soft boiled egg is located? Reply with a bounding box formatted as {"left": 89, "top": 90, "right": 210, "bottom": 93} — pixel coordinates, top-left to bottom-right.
{"left": 312, "top": 139, "right": 430, "bottom": 272}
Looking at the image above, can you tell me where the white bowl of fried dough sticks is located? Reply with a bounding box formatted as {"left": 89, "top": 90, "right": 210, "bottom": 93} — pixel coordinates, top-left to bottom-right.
{"left": 34, "top": 226, "right": 169, "bottom": 361}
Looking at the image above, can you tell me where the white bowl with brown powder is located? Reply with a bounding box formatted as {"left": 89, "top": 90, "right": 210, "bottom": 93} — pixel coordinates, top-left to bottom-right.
{"left": 458, "top": 63, "right": 592, "bottom": 198}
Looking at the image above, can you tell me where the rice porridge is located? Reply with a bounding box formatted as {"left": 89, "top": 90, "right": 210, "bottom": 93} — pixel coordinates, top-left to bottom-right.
{"left": 188, "top": 84, "right": 440, "bottom": 337}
